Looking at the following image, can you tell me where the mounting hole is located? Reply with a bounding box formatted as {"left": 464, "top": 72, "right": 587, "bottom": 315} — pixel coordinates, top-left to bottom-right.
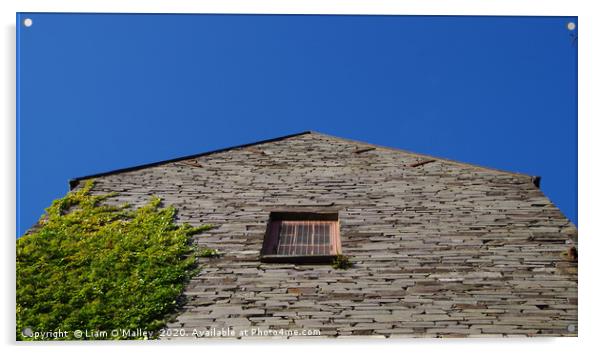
{"left": 23, "top": 18, "right": 33, "bottom": 27}
{"left": 567, "top": 324, "right": 576, "bottom": 332}
{"left": 567, "top": 22, "right": 576, "bottom": 31}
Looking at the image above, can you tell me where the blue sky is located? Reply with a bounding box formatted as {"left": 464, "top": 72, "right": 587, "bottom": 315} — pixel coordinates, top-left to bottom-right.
{"left": 17, "top": 14, "right": 577, "bottom": 236}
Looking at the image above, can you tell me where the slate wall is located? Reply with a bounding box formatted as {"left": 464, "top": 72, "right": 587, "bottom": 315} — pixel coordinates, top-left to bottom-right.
{"left": 73, "top": 132, "right": 578, "bottom": 338}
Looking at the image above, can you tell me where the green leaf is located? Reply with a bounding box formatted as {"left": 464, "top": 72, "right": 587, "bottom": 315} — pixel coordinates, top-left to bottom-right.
{"left": 16, "top": 180, "right": 212, "bottom": 340}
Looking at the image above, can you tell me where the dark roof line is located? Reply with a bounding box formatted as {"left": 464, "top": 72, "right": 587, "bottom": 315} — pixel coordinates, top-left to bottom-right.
{"left": 312, "top": 131, "right": 538, "bottom": 182}
{"left": 68, "top": 130, "right": 313, "bottom": 189}
{"left": 69, "top": 130, "right": 540, "bottom": 190}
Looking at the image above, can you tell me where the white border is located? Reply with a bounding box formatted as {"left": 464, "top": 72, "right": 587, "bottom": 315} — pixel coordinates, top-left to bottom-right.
{"left": 2, "top": 1, "right": 599, "bottom": 353}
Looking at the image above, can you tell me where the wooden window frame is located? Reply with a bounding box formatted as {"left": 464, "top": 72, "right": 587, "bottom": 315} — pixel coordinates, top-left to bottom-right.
{"left": 261, "top": 212, "right": 341, "bottom": 264}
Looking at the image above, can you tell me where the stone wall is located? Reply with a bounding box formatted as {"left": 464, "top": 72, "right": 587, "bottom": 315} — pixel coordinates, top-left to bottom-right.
{"left": 73, "top": 132, "right": 578, "bottom": 338}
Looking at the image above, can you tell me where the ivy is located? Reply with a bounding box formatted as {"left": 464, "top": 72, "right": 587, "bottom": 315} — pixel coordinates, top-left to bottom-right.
{"left": 16, "top": 180, "right": 211, "bottom": 340}
{"left": 197, "top": 248, "right": 221, "bottom": 258}
{"left": 332, "top": 254, "right": 353, "bottom": 270}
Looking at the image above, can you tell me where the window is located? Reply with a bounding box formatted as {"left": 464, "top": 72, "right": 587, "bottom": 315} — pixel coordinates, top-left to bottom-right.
{"left": 261, "top": 212, "right": 341, "bottom": 263}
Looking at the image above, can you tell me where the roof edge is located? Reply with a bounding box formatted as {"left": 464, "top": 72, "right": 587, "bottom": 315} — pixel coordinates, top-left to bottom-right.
{"left": 69, "top": 130, "right": 539, "bottom": 190}
{"left": 307, "top": 131, "right": 538, "bottom": 181}
{"left": 68, "top": 131, "right": 313, "bottom": 189}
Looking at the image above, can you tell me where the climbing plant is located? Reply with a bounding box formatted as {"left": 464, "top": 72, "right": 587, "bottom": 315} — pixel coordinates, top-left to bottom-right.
{"left": 16, "top": 180, "right": 211, "bottom": 340}
{"left": 332, "top": 254, "right": 353, "bottom": 270}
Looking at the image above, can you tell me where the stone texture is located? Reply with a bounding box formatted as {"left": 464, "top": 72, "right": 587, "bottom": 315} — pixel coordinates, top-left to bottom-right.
{"left": 70, "top": 131, "right": 578, "bottom": 338}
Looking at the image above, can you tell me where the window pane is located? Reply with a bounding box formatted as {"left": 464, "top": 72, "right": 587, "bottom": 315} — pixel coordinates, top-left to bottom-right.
{"left": 275, "top": 220, "right": 336, "bottom": 256}
{"left": 277, "top": 222, "right": 295, "bottom": 255}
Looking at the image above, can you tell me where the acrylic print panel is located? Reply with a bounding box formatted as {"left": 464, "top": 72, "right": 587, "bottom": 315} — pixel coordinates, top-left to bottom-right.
{"left": 16, "top": 13, "right": 577, "bottom": 340}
